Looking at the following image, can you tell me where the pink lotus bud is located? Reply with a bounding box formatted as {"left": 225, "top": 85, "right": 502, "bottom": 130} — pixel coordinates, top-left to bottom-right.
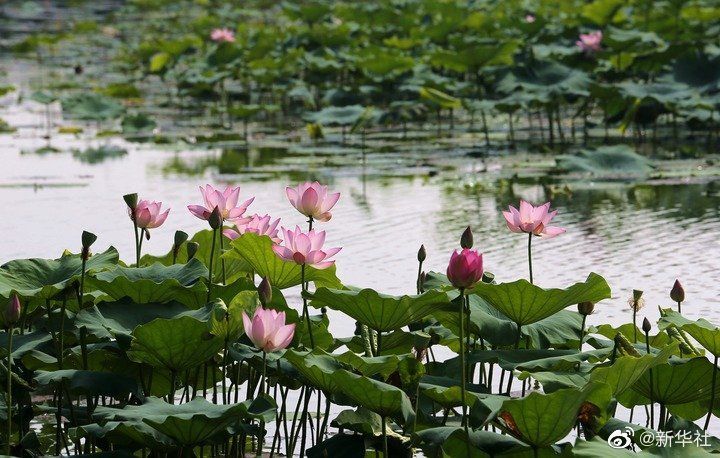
{"left": 446, "top": 249, "right": 484, "bottom": 289}
{"left": 670, "top": 279, "right": 685, "bottom": 303}
{"left": 242, "top": 307, "right": 295, "bottom": 352}
{"left": 286, "top": 181, "right": 340, "bottom": 222}
{"left": 258, "top": 277, "right": 272, "bottom": 306}
{"left": 5, "top": 294, "right": 21, "bottom": 324}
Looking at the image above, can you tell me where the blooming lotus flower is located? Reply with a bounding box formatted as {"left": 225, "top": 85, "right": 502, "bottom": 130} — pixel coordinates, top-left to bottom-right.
{"left": 242, "top": 307, "right": 295, "bottom": 352}
{"left": 188, "top": 184, "right": 254, "bottom": 223}
{"left": 446, "top": 249, "right": 484, "bottom": 289}
{"left": 131, "top": 199, "right": 170, "bottom": 229}
{"left": 503, "top": 200, "right": 565, "bottom": 238}
{"left": 272, "top": 226, "right": 341, "bottom": 269}
{"left": 210, "top": 28, "right": 235, "bottom": 43}
{"left": 224, "top": 214, "right": 281, "bottom": 243}
{"left": 525, "top": 14, "right": 536, "bottom": 23}
{"left": 286, "top": 181, "right": 340, "bottom": 222}
{"left": 576, "top": 31, "right": 602, "bottom": 53}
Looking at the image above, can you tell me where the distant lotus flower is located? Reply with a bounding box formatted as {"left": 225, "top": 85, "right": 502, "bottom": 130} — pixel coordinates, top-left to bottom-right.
{"left": 446, "top": 249, "right": 484, "bottom": 289}
{"left": 525, "top": 14, "right": 536, "bottom": 23}
{"left": 576, "top": 31, "right": 602, "bottom": 53}
{"left": 188, "top": 184, "right": 254, "bottom": 223}
{"left": 503, "top": 200, "right": 565, "bottom": 238}
{"left": 210, "top": 28, "right": 235, "bottom": 43}
{"left": 272, "top": 226, "right": 341, "bottom": 269}
{"left": 224, "top": 214, "right": 281, "bottom": 243}
{"left": 242, "top": 307, "right": 295, "bottom": 352}
{"left": 286, "top": 181, "right": 340, "bottom": 222}
{"left": 132, "top": 199, "right": 170, "bottom": 229}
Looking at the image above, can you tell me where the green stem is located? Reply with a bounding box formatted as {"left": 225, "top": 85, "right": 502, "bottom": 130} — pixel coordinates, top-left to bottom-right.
{"left": 6, "top": 325, "right": 13, "bottom": 456}
{"left": 381, "top": 416, "right": 388, "bottom": 458}
{"left": 377, "top": 330, "right": 383, "bottom": 356}
{"left": 219, "top": 229, "right": 227, "bottom": 285}
{"left": 137, "top": 228, "right": 146, "bottom": 266}
{"left": 301, "top": 264, "right": 315, "bottom": 349}
{"left": 677, "top": 301, "right": 682, "bottom": 314}
{"left": 527, "top": 233, "right": 533, "bottom": 284}
{"left": 169, "top": 371, "right": 176, "bottom": 405}
{"left": 133, "top": 219, "right": 140, "bottom": 266}
{"left": 645, "top": 332, "right": 654, "bottom": 429}
{"left": 258, "top": 351, "right": 267, "bottom": 458}
{"left": 704, "top": 355, "right": 718, "bottom": 431}
{"left": 207, "top": 228, "right": 217, "bottom": 302}
{"left": 459, "top": 289, "right": 468, "bottom": 433}
{"left": 579, "top": 315, "right": 587, "bottom": 351}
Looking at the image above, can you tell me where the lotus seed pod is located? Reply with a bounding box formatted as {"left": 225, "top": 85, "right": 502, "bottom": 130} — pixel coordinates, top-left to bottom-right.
{"left": 123, "top": 193, "right": 138, "bottom": 210}
{"left": 174, "top": 230, "right": 189, "bottom": 249}
{"left": 577, "top": 301, "right": 595, "bottom": 316}
{"left": 670, "top": 279, "right": 685, "bottom": 303}
{"left": 186, "top": 241, "right": 199, "bottom": 260}
{"left": 460, "top": 226, "right": 473, "bottom": 249}
{"left": 632, "top": 289, "right": 643, "bottom": 302}
{"left": 81, "top": 231, "right": 97, "bottom": 250}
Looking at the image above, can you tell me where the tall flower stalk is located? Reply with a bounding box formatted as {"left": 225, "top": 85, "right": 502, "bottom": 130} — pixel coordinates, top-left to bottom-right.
{"left": 5, "top": 295, "right": 21, "bottom": 456}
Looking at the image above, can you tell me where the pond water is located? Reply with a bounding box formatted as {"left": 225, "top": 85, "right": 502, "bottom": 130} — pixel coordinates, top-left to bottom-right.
{"left": 1, "top": 58, "right": 719, "bottom": 341}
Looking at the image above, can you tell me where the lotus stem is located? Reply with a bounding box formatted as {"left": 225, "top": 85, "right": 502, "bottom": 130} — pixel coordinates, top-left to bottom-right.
{"left": 527, "top": 233, "right": 533, "bottom": 284}
{"left": 219, "top": 228, "right": 226, "bottom": 285}
{"left": 258, "top": 351, "right": 267, "bottom": 458}
{"left": 377, "top": 330, "right": 383, "bottom": 355}
{"left": 704, "top": 354, "right": 718, "bottom": 431}
{"left": 361, "top": 325, "right": 373, "bottom": 357}
{"left": 207, "top": 228, "right": 217, "bottom": 302}
{"left": 301, "top": 263, "right": 315, "bottom": 349}
{"left": 6, "top": 325, "right": 13, "bottom": 456}
{"left": 633, "top": 310, "right": 638, "bottom": 343}
{"left": 644, "top": 330, "right": 654, "bottom": 429}
{"left": 579, "top": 315, "right": 587, "bottom": 351}
{"left": 137, "top": 228, "right": 146, "bottom": 266}
{"left": 133, "top": 219, "right": 140, "bottom": 267}
{"left": 677, "top": 301, "right": 682, "bottom": 314}
{"left": 169, "top": 370, "right": 176, "bottom": 405}
{"left": 458, "top": 288, "right": 469, "bottom": 433}
{"left": 381, "top": 416, "right": 388, "bottom": 458}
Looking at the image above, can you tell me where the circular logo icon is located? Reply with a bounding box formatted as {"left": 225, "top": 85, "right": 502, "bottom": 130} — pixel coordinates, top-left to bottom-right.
{"left": 607, "top": 427, "right": 634, "bottom": 449}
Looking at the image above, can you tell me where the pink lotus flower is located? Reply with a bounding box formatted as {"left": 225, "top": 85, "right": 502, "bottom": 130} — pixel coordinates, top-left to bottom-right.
{"left": 210, "top": 28, "right": 235, "bottom": 43}
{"left": 188, "top": 184, "right": 254, "bottom": 223}
{"left": 272, "top": 226, "right": 341, "bottom": 269}
{"left": 242, "top": 307, "right": 295, "bottom": 352}
{"left": 286, "top": 181, "right": 340, "bottom": 222}
{"left": 446, "top": 249, "right": 484, "bottom": 289}
{"left": 224, "top": 214, "right": 281, "bottom": 243}
{"left": 525, "top": 14, "right": 536, "bottom": 23}
{"left": 503, "top": 200, "right": 566, "bottom": 238}
{"left": 131, "top": 199, "right": 170, "bottom": 229}
{"left": 576, "top": 31, "right": 602, "bottom": 53}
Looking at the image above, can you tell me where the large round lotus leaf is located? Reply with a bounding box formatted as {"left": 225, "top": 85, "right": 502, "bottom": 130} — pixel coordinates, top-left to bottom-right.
{"left": 588, "top": 343, "right": 676, "bottom": 396}
{"left": 61, "top": 93, "right": 124, "bottom": 121}
{"left": 339, "top": 329, "right": 429, "bottom": 356}
{"left": 659, "top": 310, "right": 720, "bottom": 356}
{"left": 283, "top": 349, "right": 343, "bottom": 394}
{"left": 413, "top": 427, "right": 526, "bottom": 458}
{"left": 472, "top": 273, "right": 611, "bottom": 326}
{"left": 0, "top": 330, "right": 53, "bottom": 359}
{"left": 336, "top": 351, "right": 414, "bottom": 380}
{"left": 121, "top": 113, "right": 157, "bottom": 134}
{"left": 495, "top": 60, "right": 591, "bottom": 97}
{"left": 306, "top": 434, "right": 366, "bottom": 458}
{"left": 334, "top": 369, "right": 415, "bottom": 425}
{"left": 127, "top": 315, "right": 223, "bottom": 373}
{"left": 87, "top": 259, "right": 208, "bottom": 307}
{"left": 34, "top": 369, "right": 140, "bottom": 398}
{"left": 0, "top": 247, "right": 118, "bottom": 302}
{"left": 308, "top": 287, "right": 451, "bottom": 332}
{"left": 70, "top": 421, "right": 172, "bottom": 451}
{"left": 75, "top": 300, "right": 213, "bottom": 345}
{"left": 419, "top": 375, "right": 498, "bottom": 409}
{"left": 495, "top": 384, "right": 610, "bottom": 448}
{"left": 304, "top": 104, "right": 366, "bottom": 126}
{"left": 93, "top": 396, "right": 275, "bottom": 447}
{"left": 331, "top": 407, "right": 383, "bottom": 436}
{"left": 632, "top": 357, "right": 716, "bottom": 405}
{"left": 556, "top": 145, "right": 653, "bottom": 176}
{"left": 225, "top": 233, "right": 341, "bottom": 290}
{"left": 142, "top": 229, "right": 251, "bottom": 286}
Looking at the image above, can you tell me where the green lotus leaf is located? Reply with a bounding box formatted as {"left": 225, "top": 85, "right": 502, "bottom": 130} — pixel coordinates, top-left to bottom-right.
{"left": 87, "top": 259, "right": 208, "bottom": 307}
{"left": 304, "top": 105, "right": 366, "bottom": 126}
{"left": 659, "top": 311, "right": 720, "bottom": 356}
{"left": 283, "top": 349, "right": 343, "bottom": 394}
{"left": 308, "top": 287, "right": 451, "bottom": 332}
{"left": 127, "top": 315, "right": 223, "bottom": 373}
{"left": 556, "top": 145, "right": 653, "bottom": 176}
{"left": 61, "top": 93, "right": 124, "bottom": 121}
{"left": 419, "top": 375, "right": 499, "bottom": 409}
{"left": 574, "top": 436, "right": 714, "bottom": 457}
{"left": 34, "top": 369, "right": 140, "bottom": 398}
{"left": 582, "top": 0, "right": 625, "bottom": 26}
{"left": 632, "top": 357, "right": 715, "bottom": 406}
{"left": 70, "top": 421, "right": 172, "bottom": 450}
{"left": 472, "top": 273, "right": 611, "bottom": 326}
{"left": 93, "top": 396, "right": 275, "bottom": 447}
{"left": 589, "top": 342, "right": 677, "bottom": 396}
{"left": 225, "top": 232, "right": 341, "bottom": 289}
{"left": 331, "top": 407, "right": 383, "bottom": 435}
{"left": 306, "top": 434, "right": 366, "bottom": 458}
{"left": 335, "top": 351, "right": 414, "bottom": 380}
{"left": 495, "top": 384, "right": 610, "bottom": 448}
{"left": 121, "top": 113, "right": 157, "bottom": 134}
{"left": 333, "top": 369, "right": 415, "bottom": 425}
{"left": 419, "top": 87, "right": 461, "bottom": 109}
{"left": 496, "top": 60, "right": 592, "bottom": 97}
{"left": 0, "top": 247, "right": 119, "bottom": 302}
{"left": 339, "top": 329, "right": 430, "bottom": 356}
{"left": 0, "top": 330, "right": 53, "bottom": 359}
{"left": 413, "top": 427, "right": 526, "bottom": 458}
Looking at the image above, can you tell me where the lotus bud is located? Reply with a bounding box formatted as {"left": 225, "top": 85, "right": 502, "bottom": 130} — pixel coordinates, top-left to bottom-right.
{"left": 81, "top": 230, "right": 97, "bottom": 260}
{"left": 642, "top": 317, "right": 652, "bottom": 333}
{"left": 460, "top": 226, "right": 473, "bottom": 249}
{"left": 123, "top": 193, "right": 138, "bottom": 211}
{"left": 186, "top": 241, "right": 199, "bottom": 260}
{"left": 670, "top": 279, "right": 685, "bottom": 303}
{"left": 208, "top": 206, "right": 223, "bottom": 230}
{"left": 417, "top": 244, "right": 426, "bottom": 263}
{"left": 5, "top": 294, "right": 21, "bottom": 325}
{"left": 578, "top": 301, "right": 595, "bottom": 316}
{"left": 258, "top": 277, "right": 272, "bottom": 306}
{"left": 174, "top": 230, "right": 188, "bottom": 251}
